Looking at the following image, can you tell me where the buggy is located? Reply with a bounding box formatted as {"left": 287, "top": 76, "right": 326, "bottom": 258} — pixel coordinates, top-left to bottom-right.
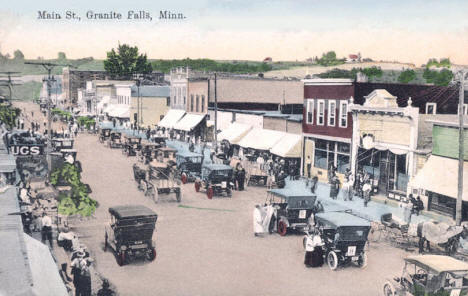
{"left": 108, "top": 131, "right": 123, "bottom": 149}
{"left": 104, "top": 205, "right": 157, "bottom": 266}
{"left": 383, "top": 255, "right": 468, "bottom": 295}
{"left": 133, "top": 162, "right": 181, "bottom": 203}
{"left": 267, "top": 186, "right": 318, "bottom": 236}
{"left": 314, "top": 211, "right": 370, "bottom": 270}
{"left": 99, "top": 128, "right": 112, "bottom": 143}
{"left": 194, "top": 164, "right": 233, "bottom": 199}
{"left": 176, "top": 151, "right": 203, "bottom": 184}
{"left": 123, "top": 135, "right": 142, "bottom": 157}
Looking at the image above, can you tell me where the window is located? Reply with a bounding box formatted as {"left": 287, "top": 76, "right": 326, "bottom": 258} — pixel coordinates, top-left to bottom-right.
{"left": 328, "top": 100, "right": 336, "bottom": 126}
{"left": 339, "top": 101, "right": 348, "bottom": 128}
{"left": 426, "top": 103, "right": 437, "bottom": 114}
{"left": 317, "top": 100, "right": 325, "bottom": 125}
{"left": 196, "top": 95, "right": 199, "bottom": 112}
{"left": 461, "top": 104, "right": 468, "bottom": 115}
{"left": 190, "top": 95, "right": 194, "bottom": 112}
{"left": 306, "top": 99, "right": 314, "bottom": 124}
{"left": 201, "top": 95, "right": 205, "bottom": 113}
{"left": 166, "top": 97, "right": 170, "bottom": 106}
{"left": 314, "top": 140, "right": 350, "bottom": 173}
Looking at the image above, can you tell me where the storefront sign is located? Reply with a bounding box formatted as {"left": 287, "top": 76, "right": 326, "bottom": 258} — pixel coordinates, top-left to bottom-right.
{"left": 362, "top": 135, "right": 375, "bottom": 150}
{"left": 9, "top": 145, "right": 44, "bottom": 156}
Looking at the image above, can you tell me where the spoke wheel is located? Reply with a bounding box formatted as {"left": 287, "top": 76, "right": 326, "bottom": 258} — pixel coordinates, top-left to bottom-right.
{"left": 146, "top": 247, "right": 157, "bottom": 261}
{"left": 358, "top": 252, "right": 367, "bottom": 268}
{"left": 207, "top": 187, "right": 214, "bottom": 199}
{"left": 195, "top": 182, "right": 200, "bottom": 192}
{"left": 277, "top": 221, "right": 287, "bottom": 236}
{"left": 181, "top": 173, "right": 187, "bottom": 184}
{"left": 117, "top": 251, "right": 126, "bottom": 266}
{"left": 327, "top": 251, "right": 338, "bottom": 271}
{"left": 383, "top": 283, "right": 395, "bottom": 296}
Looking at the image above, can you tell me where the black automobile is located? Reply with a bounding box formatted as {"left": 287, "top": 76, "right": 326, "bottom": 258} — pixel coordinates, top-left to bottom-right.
{"left": 267, "top": 187, "right": 318, "bottom": 236}
{"left": 99, "top": 128, "right": 112, "bottom": 143}
{"left": 108, "top": 131, "right": 123, "bottom": 149}
{"left": 176, "top": 151, "right": 203, "bottom": 184}
{"left": 52, "top": 138, "right": 74, "bottom": 152}
{"left": 123, "top": 135, "right": 142, "bottom": 157}
{"left": 194, "top": 164, "right": 233, "bottom": 199}
{"left": 314, "top": 211, "right": 370, "bottom": 270}
{"left": 104, "top": 205, "right": 158, "bottom": 266}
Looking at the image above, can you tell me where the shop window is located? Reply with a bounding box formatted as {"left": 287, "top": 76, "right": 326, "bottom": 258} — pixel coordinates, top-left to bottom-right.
{"left": 314, "top": 139, "right": 350, "bottom": 173}
{"left": 190, "top": 95, "right": 194, "bottom": 112}
{"left": 426, "top": 103, "right": 437, "bottom": 114}
{"left": 337, "top": 154, "right": 350, "bottom": 173}
{"left": 196, "top": 95, "right": 200, "bottom": 112}
{"left": 166, "top": 97, "right": 170, "bottom": 106}
{"left": 328, "top": 100, "right": 336, "bottom": 126}
{"left": 306, "top": 99, "right": 314, "bottom": 124}
{"left": 317, "top": 100, "right": 325, "bottom": 125}
{"left": 339, "top": 101, "right": 348, "bottom": 128}
{"left": 201, "top": 95, "right": 205, "bottom": 113}
{"left": 461, "top": 104, "right": 468, "bottom": 115}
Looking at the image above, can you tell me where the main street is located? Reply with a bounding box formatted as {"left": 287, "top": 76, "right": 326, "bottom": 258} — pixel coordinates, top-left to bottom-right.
{"left": 70, "top": 132, "right": 411, "bottom": 296}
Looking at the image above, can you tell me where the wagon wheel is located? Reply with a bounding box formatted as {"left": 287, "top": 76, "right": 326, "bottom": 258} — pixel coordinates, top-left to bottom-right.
{"left": 104, "top": 233, "right": 108, "bottom": 252}
{"left": 277, "top": 220, "right": 287, "bottom": 236}
{"left": 181, "top": 173, "right": 188, "bottom": 184}
{"left": 194, "top": 182, "right": 200, "bottom": 192}
{"left": 207, "top": 187, "right": 214, "bottom": 199}
{"left": 146, "top": 247, "right": 157, "bottom": 261}
{"left": 383, "top": 283, "right": 395, "bottom": 296}
{"left": 327, "top": 251, "right": 338, "bottom": 271}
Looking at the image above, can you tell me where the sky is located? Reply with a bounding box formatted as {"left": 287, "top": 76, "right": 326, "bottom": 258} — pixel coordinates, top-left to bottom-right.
{"left": 0, "top": 0, "right": 467, "bottom": 65}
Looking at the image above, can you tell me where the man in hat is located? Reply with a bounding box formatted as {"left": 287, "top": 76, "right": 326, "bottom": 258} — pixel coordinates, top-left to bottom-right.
{"left": 41, "top": 212, "right": 53, "bottom": 248}
{"left": 97, "top": 279, "right": 115, "bottom": 296}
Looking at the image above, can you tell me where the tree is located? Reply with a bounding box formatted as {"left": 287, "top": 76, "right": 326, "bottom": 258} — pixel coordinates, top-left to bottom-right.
{"left": 398, "top": 69, "right": 416, "bottom": 84}
{"left": 13, "top": 50, "right": 24, "bottom": 60}
{"left": 423, "top": 68, "right": 454, "bottom": 86}
{"left": 58, "top": 52, "right": 66, "bottom": 60}
{"left": 104, "top": 44, "right": 152, "bottom": 79}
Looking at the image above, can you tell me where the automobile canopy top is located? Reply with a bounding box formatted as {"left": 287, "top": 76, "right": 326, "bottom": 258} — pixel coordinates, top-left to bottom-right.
{"left": 203, "top": 163, "right": 232, "bottom": 171}
{"left": 269, "top": 186, "right": 316, "bottom": 200}
{"left": 405, "top": 255, "right": 468, "bottom": 274}
{"left": 109, "top": 205, "right": 157, "bottom": 220}
{"left": 176, "top": 151, "right": 203, "bottom": 158}
{"left": 315, "top": 212, "right": 370, "bottom": 228}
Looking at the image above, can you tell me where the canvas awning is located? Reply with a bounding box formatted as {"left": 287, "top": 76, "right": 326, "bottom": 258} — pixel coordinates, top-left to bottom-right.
{"left": 0, "top": 154, "right": 16, "bottom": 173}
{"left": 107, "top": 105, "right": 129, "bottom": 118}
{"left": 218, "top": 122, "right": 252, "bottom": 145}
{"left": 173, "top": 113, "right": 205, "bottom": 132}
{"left": 97, "top": 96, "right": 110, "bottom": 112}
{"left": 23, "top": 233, "right": 69, "bottom": 296}
{"left": 270, "top": 133, "right": 302, "bottom": 158}
{"left": 238, "top": 128, "right": 286, "bottom": 151}
{"left": 158, "top": 109, "right": 186, "bottom": 129}
{"left": 411, "top": 155, "right": 468, "bottom": 200}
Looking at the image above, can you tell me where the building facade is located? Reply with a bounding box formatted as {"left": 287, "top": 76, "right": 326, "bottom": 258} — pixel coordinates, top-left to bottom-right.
{"left": 187, "top": 78, "right": 209, "bottom": 114}
{"left": 131, "top": 85, "right": 170, "bottom": 127}
{"left": 62, "top": 67, "right": 107, "bottom": 105}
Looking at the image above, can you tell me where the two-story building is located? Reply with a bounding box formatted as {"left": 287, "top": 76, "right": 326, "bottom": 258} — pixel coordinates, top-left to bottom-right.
{"left": 130, "top": 85, "right": 170, "bottom": 127}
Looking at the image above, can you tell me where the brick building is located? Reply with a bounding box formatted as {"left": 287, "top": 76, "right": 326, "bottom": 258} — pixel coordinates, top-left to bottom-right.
{"left": 62, "top": 67, "right": 107, "bottom": 105}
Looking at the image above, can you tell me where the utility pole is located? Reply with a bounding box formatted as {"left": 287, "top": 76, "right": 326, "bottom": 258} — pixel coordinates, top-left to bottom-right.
{"left": 24, "top": 62, "right": 74, "bottom": 172}
{"left": 456, "top": 71, "right": 466, "bottom": 225}
{"left": 214, "top": 73, "right": 218, "bottom": 152}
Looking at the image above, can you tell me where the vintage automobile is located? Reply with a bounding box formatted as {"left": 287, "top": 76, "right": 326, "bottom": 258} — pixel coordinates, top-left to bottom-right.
{"left": 383, "top": 255, "right": 468, "bottom": 296}
{"left": 52, "top": 138, "right": 74, "bottom": 152}
{"left": 267, "top": 186, "right": 318, "bottom": 236}
{"left": 123, "top": 135, "right": 142, "bottom": 157}
{"left": 314, "top": 211, "right": 370, "bottom": 270}
{"left": 108, "top": 131, "right": 123, "bottom": 149}
{"left": 138, "top": 142, "right": 161, "bottom": 164}
{"left": 148, "top": 160, "right": 181, "bottom": 202}
{"left": 176, "top": 151, "right": 204, "bottom": 184}
{"left": 194, "top": 163, "right": 233, "bottom": 199}
{"left": 99, "top": 128, "right": 112, "bottom": 143}
{"left": 155, "top": 147, "right": 177, "bottom": 167}
{"left": 104, "top": 205, "right": 158, "bottom": 266}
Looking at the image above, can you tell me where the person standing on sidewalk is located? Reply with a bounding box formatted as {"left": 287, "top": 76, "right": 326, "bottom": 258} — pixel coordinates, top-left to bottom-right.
{"left": 41, "top": 212, "right": 53, "bottom": 248}
{"left": 329, "top": 174, "right": 340, "bottom": 200}
{"left": 362, "top": 181, "right": 372, "bottom": 207}
{"left": 306, "top": 156, "right": 312, "bottom": 179}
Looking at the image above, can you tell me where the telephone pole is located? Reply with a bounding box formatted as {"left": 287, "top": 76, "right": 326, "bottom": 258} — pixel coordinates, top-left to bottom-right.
{"left": 214, "top": 73, "right": 218, "bottom": 152}
{"left": 456, "top": 71, "right": 466, "bottom": 225}
{"left": 24, "top": 62, "right": 74, "bottom": 172}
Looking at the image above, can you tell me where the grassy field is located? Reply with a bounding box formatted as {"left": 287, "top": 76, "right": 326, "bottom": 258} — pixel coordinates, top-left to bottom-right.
{"left": 0, "top": 59, "right": 104, "bottom": 75}
{"left": 4, "top": 81, "right": 43, "bottom": 101}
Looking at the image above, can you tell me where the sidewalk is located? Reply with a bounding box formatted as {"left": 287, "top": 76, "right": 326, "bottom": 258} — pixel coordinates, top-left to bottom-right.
{"left": 281, "top": 179, "right": 453, "bottom": 225}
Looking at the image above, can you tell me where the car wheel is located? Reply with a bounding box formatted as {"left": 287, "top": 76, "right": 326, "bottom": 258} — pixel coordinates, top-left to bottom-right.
{"left": 194, "top": 182, "right": 200, "bottom": 192}
{"left": 383, "top": 283, "right": 395, "bottom": 296}
{"left": 117, "top": 251, "right": 126, "bottom": 266}
{"left": 277, "top": 221, "right": 287, "bottom": 236}
{"left": 207, "top": 187, "right": 214, "bottom": 199}
{"left": 147, "top": 247, "right": 157, "bottom": 261}
{"left": 358, "top": 252, "right": 367, "bottom": 268}
{"left": 327, "top": 251, "right": 338, "bottom": 271}
{"left": 181, "top": 173, "right": 187, "bottom": 184}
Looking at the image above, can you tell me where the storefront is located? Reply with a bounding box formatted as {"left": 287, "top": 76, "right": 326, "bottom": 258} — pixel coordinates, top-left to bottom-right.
{"left": 158, "top": 109, "right": 186, "bottom": 129}
{"left": 350, "top": 90, "right": 420, "bottom": 198}
{"left": 172, "top": 113, "right": 207, "bottom": 141}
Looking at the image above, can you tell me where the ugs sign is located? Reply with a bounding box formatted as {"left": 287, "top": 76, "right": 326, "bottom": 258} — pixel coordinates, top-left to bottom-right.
{"left": 10, "top": 145, "right": 44, "bottom": 156}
